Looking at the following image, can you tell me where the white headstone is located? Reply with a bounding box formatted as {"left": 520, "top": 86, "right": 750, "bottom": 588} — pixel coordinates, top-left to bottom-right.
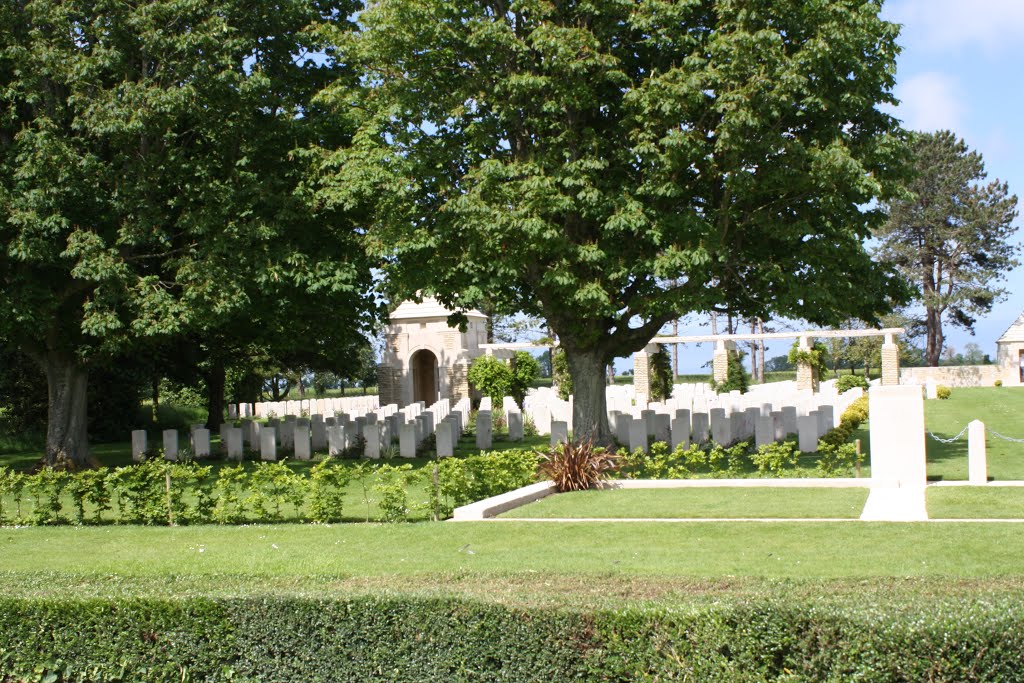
{"left": 400, "top": 423, "right": 417, "bottom": 458}
{"left": 162, "top": 430, "right": 178, "bottom": 461}
{"left": 364, "top": 423, "right": 382, "bottom": 459}
{"left": 294, "top": 424, "right": 311, "bottom": 460}
{"left": 798, "top": 414, "right": 819, "bottom": 453}
{"left": 550, "top": 420, "right": 568, "bottom": 447}
{"left": 507, "top": 410, "right": 524, "bottom": 441}
{"left": 628, "top": 418, "right": 648, "bottom": 453}
{"left": 260, "top": 428, "right": 277, "bottom": 461}
{"left": 476, "top": 411, "right": 493, "bottom": 450}
{"left": 131, "top": 430, "right": 147, "bottom": 462}
{"left": 436, "top": 421, "right": 455, "bottom": 457}
{"left": 327, "top": 426, "right": 344, "bottom": 456}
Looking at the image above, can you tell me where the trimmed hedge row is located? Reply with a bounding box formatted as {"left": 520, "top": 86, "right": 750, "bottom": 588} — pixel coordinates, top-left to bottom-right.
{"left": 2, "top": 595, "right": 1023, "bottom": 682}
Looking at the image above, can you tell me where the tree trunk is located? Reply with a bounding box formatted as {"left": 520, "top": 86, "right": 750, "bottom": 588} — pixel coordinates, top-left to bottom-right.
{"left": 42, "top": 353, "right": 91, "bottom": 470}
{"left": 565, "top": 347, "right": 613, "bottom": 446}
{"left": 205, "top": 358, "right": 226, "bottom": 431}
{"left": 925, "top": 304, "right": 944, "bottom": 367}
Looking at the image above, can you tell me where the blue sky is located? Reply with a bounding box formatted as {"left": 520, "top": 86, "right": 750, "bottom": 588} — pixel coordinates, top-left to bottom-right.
{"left": 634, "top": 0, "right": 1024, "bottom": 374}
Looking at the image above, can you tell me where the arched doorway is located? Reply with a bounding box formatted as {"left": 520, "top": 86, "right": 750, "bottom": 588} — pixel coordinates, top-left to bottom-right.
{"left": 411, "top": 349, "right": 439, "bottom": 406}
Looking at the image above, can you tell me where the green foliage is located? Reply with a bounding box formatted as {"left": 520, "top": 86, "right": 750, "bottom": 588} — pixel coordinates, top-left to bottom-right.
{"left": 788, "top": 341, "right": 830, "bottom": 376}
{"left": 4, "top": 595, "right": 1023, "bottom": 682}
{"left": 937, "top": 385, "right": 953, "bottom": 400}
{"left": 995, "top": 379, "right": 1003, "bottom": 387}
{"left": 308, "top": 458, "right": 350, "bottom": 523}
{"left": 840, "top": 396, "right": 870, "bottom": 430}
{"left": 877, "top": 131, "right": 1021, "bottom": 366}
{"left": 212, "top": 464, "right": 251, "bottom": 524}
{"left": 250, "top": 461, "right": 307, "bottom": 523}
{"left": 0, "top": 0, "right": 373, "bottom": 467}
{"left": 329, "top": 0, "right": 910, "bottom": 442}
{"left": 750, "top": 441, "right": 800, "bottom": 475}
{"left": 538, "top": 441, "right": 621, "bottom": 492}
{"left": 713, "top": 351, "right": 749, "bottom": 394}
{"left": 468, "top": 355, "right": 510, "bottom": 401}
{"left": 816, "top": 442, "right": 861, "bottom": 476}
{"left": 836, "top": 374, "right": 870, "bottom": 393}
{"left": 373, "top": 464, "right": 416, "bottom": 523}
{"left": 552, "top": 350, "right": 573, "bottom": 401}
{"left": 649, "top": 345, "right": 674, "bottom": 402}
{"left": 509, "top": 352, "right": 541, "bottom": 408}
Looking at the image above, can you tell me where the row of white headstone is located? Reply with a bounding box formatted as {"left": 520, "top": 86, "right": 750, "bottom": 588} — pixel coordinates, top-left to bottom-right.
{"left": 523, "top": 380, "right": 866, "bottom": 453}
{"left": 131, "top": 396, "right": 486, "bottom": 463}
{"left": 226, "top": 396, "right": 380, "bottom": 421}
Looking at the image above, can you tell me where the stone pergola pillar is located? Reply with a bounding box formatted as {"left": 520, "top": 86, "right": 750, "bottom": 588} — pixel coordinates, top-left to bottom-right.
{"left": 795, "top": 336, "right": 819, "bottom": 392}
{"left": 712, "top": 340, "right": 735, "bottom": 384}
{"left": 881, "top": 333, "right": 900, "bottom": 386}
{"left": 633, "top": 344, "right": 657, "bottom": 402}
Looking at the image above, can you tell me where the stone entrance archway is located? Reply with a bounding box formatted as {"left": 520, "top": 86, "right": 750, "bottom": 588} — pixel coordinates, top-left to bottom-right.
{"left": 411, "top": 349, "right": 439, "bottom": 405}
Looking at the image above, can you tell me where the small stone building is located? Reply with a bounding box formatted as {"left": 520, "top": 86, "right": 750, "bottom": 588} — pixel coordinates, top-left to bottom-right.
{"left": 377, "top": 298, "right": 488, "bottom": 408}
{"left": 996, "top": 313, "right": 1024, "bottom": 386}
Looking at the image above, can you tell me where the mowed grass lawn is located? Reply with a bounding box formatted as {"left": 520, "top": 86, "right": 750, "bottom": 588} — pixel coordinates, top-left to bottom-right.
{"left": 2, "top": 521, "right": 1024, "bottom": 583}
{"left": 501, "top": 488, "right": 870, "bottom": 519}
{"left": 925, "top": 387, "right": 1024, "bottom": 480}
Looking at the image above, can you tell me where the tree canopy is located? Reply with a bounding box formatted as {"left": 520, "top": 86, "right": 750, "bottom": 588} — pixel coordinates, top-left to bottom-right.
{"left": 876, "top": 131, "right": 1020, "bottom": 367}
{"left": 0, "top": 0, "right": 374, "bottom": 466}
{"left": 322, "top": 0, "right": 912, "bottom": 443}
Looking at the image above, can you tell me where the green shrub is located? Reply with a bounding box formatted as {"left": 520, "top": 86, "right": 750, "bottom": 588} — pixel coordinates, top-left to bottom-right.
{"left": 840, "top": 396, "right": 869, "bottom": 428}
{"left": 936, "top": 384, "right": 952, "bottom": 399}
{"left": 750, "top": 441, "right": 798, "bottom": 474}
{"left": 374, "top": 463, "right": 416, "bottom": 522}
{"left": 3, "top": 595, "right": 1024, "bottom": 682}
{"left": 835, "top": 373, "right": 869, "bottom": 393}
{"left": 249, "top": 461, "right": 307, "bottom": 522}
{"left": 308, "top": 458, "right": 349, "bottom": 523}
{"left": 713, "top": 350, "right": 749, "bottom": 394}
{"left": 538, "top": 440, "right": 620, "bottom": 492}
{"left": 649, "top": 344, "right": 674, "bottom": 401}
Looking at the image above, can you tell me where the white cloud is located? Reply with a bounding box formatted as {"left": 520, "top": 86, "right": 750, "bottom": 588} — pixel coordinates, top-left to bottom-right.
{"left": 893, "top": 72, "right": 965, "bottom": 133}
{"left": 887, "top": 0, "right": 1024, "bottom": 55}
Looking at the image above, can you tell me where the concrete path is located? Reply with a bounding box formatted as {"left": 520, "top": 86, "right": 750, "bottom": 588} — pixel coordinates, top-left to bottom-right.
{"left": 859, "top": 486, "right": 928, "bottom": 522}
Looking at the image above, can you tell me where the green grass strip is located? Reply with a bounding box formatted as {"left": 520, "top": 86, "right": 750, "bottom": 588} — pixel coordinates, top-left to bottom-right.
{"left": 500, "top": 487, "right": 869, "bottom": 519}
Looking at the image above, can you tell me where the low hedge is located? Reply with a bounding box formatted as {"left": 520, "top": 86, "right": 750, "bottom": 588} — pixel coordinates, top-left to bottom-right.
{"left": 2, "top": 594, "right": 1023, "bottom": 682}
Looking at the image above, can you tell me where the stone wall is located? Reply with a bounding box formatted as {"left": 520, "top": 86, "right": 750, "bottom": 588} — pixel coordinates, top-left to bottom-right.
{"left": 900, "top": 365, "right": 1002, "bottom": 387}
{"left": 448, "top": 363, "right": 471, "bottom": 403}
{"left": 377, "top": 365, "right": 403, "bottom": 406}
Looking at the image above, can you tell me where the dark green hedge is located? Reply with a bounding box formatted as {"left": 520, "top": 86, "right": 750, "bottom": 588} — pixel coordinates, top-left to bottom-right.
{"left": 2, "top": 596, "right": 1023, "bottom": 682}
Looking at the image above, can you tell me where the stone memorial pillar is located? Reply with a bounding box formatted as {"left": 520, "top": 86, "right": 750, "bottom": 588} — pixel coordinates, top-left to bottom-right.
{"left": 795, "top": 336, "right": 819, "bottom": 393}
{"left": 881, "top": 333, "right": 901, "bottom": 386}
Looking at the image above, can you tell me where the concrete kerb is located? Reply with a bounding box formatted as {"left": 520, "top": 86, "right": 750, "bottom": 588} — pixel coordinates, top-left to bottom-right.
{"left": 451, "top": 481, "right": 557, "bottom": 520}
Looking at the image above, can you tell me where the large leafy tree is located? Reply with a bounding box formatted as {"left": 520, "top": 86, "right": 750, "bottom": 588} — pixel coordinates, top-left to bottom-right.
{"left": 0, "top": 0, "right": 372, "bottom": 467}
{"left": 876, "top": 131, "right": 1020, "bottom": 367}
{"left": 323, "top": 0, "right": 910, "bottom": 444}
